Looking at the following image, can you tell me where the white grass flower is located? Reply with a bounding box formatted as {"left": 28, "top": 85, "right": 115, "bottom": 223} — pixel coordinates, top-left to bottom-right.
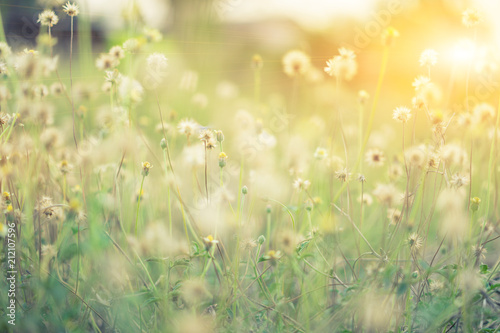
{"left": 450, "top": 173, "right": 469, "bottom": 188}
{"left": 283, "top": 50, "right": 311, "bottom": 77}
{"left": 62, "top": 2, "right": 79, "bottom": 16}
{"left": 146, "top": 53, "right": 168, "bottom": 72}
{"left": 178, "top": 118, "right": 200, "bottom": 137}
{"left": 408, "top": 233, "right": 423, "bottom": 253}
{"left": 419, "top": 49, "right": 438, "bottom": 67}
{"left": 392, "top": 106, "right": 412, "bottom": 123}
{"left": 109, "top": 46, "right": 125, "bottom": 60}
{"left": 314, "top": 147, "right": 328, "bottom": 160}
{"left": 412, "top": 75, "right": 431, "bottom": 93}
{"left": 334, "top": 168, "right": 351, "bottom": 183}
{"left": 293, "top": 178, "right": 311, "bottom": 191}
{"left": 96, "top": 54, "right": 119, "bottom": 71}
{"left": 324, "top": 47, "right": 357, "bottom": 81}
{"left": 462, "top": 8, "right": 482, "bottom": 28}
{"left": 365, "top": 148, "right": 385, "bottom": 167}
{"left": 38, "top": 10, "right": 59, "bottom": 27}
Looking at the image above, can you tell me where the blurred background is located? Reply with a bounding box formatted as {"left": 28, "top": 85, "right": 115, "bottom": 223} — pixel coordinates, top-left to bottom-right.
{"left": 1, "top": 0, "right": 499, "bottom": 121}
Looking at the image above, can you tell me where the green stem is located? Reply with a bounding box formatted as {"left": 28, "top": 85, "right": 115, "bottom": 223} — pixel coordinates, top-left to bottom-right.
{"left": 134, "top": 176, "right": 145, "bottom": 235}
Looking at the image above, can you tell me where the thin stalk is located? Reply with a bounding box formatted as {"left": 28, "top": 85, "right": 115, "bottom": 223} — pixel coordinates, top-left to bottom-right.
{"left": 134, "top": 176, "right": 145, "bottom": 235}
{"left": 332, "top": 46, "right": 390, "bottom": 203}
{"left": 70, "top": 16, "right": 78, "bottom": 150}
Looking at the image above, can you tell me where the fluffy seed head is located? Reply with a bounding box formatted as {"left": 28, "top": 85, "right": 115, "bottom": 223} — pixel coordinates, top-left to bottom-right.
{"left": 392, "top": 106, "right": 412, "bottom": 123}
{"left": 38, "top": 10, "right": 59, "bottom": 27}
{"left": 63, "top": 2, "right": 79, "bottom": 17}
{"left": 282, "top": 50, "right": 311, "bottom": 77}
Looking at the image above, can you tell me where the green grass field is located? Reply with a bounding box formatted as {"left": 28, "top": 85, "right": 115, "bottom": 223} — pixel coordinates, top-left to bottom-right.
{"left": 0, "top": 1, "right": 499, "bottom": 332}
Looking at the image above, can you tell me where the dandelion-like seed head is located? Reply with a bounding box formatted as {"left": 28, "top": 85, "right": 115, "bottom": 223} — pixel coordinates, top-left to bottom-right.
{"left": 412, "top": 75, "right": 431, "bottom": 93}
{"left": 178, "top": 118, "right": 199, "bottom": 137}
{"left": 293, "top": 178, "right": 311, "bottom": 191}
{"left": 38, "top": 10, "right": 59, "bottom": 27}
{"left": 450, "top": 173, "right": 469, "bottom": 188}
{"left": 365, "top": 148, "right": 385, "bottom": 167}
{"left": 419, "top": 49, "right": 438, "bottom": 67}
{"left": 63, "top": 2, "right": 79, "bottom": 17}
{"left": 146, "top": 52, "right": 168, "bottom": 72}
{"left": 462, "top": 8, "right": 482, "bottom": 28}
{"left": 408, "top": 233, "right": 423, "bottom": 253}
{"left": 109, "top": 46, "right": 125, "bottom": 60}
{"left": 283, "top": 50, "right": 311, "bottom": 77}
{"left": 324, "top": 47, "right": 357, "bottom": 81}
{"left": 392, "top": 106, "right": 412, "bottom": 123}
{"left": 358, "top": 90, "right": 370, "bottom": 104}
{"left": 335, "top": 168, "right": 351, "bottom": 183}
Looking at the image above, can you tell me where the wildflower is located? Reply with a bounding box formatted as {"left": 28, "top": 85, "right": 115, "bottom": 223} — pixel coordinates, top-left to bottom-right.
{"left": 365, "top": 148, "right": 385, "bottom": 167}
{"left": 105, "top": 69, "right": 121, "bottom": 84}
{"left": 472, "top": 245, "right": 487, "bottom": 260}
{"left": 470, "top": 197, "right": 481, "bottom": 212}
{"left": 62, "top": 2, "right": 79, "bottom": 16}
{"left": 123, "top": 38, "right": 140, "bottom": 53}
{"left": 263, "top": 250, "right": 282, "bottom": 264}
{"left": 357, "top": 174, "right": 366, "bottom": 183}
{"left": 462, "top": 8, "right": 482, "bottom": 28}
{"left": 429, "top": 280, "right": 444, "bottom": 292}
{"left": 252, "top": 54, "right": 263, "bottom": 70}
{"left": 141, "top": 161, "right": 152, "bottom": 177}
{"left": 109, "top": 46, "right": 125, "bottom": 60}
{"left": 373, "top": 183, "right": 400, "bottom": 207}
{"left": 419, "top": 49, "right": 438, "bottom": 67}
{"left": 405, "top": 145, "right": 427, "bottom": 168}
{"left": 146, "top": 53, "right": 168, "bottom": 72}
{"left": 450, "top": 173, "right": 469, "bottom": 188}
{"left": 324, "top": 47, "right": 357, "bottom": 81}
{"left": 96, "top": 54, "right": 118, "bottom": 71}
{"left": 408, "top": 233, "right": 423, "bottom": 253}
{"left": 241, "top": 186, "right": 248, "bottom": 195}
{"left": 381, "top": 26, "right": 399, "bottom": 46}
{"left": 473, "top": 102, "right": 495, "bottom": 125}
{"left": 38, "top": 10, "right": 59, "bottom": 27}
{"left": 118, "top": 77, "right": 143, "bottom": 103}
{"left": 50, "top": 82, "right": 65, "bottom": 95}
{"left": 215, "top": 130, "right": 224, "bottom": 143}
{"left": 282, "top": 50, "right": 311, "bottom": 77}
{"left": 314, "top": 147, "right": 328, "bottom": 160}
{"left": 203, "top": 235, "right": 219, "bottom": 250}
{"left": 392, "top": 106, "right": 412, "bottom": 123}
{"left": 358, "top": 193, "right": 373, "bottom": 206}
{"left": 59, "top": 160, "right": 73, "bottom": 175}
{"left": 293, "top": 178, "right": 311, "bottom": 191}
{"left": 358, "top": 90, "right": 370, "bottom": 104}
{"left": 218, "top": 152, "right": 227, "bottom": 168}
{"left": 387, "top": 208, "right": 402, "bottom": 225}
{"left": 143, "top": 27, "right": 163, "bottom": 43}
{"left": 412, "top": 76, "right": 431, "bottom": 93}
{"left": 335, "top": 168, "right": 351, "bottom": 183}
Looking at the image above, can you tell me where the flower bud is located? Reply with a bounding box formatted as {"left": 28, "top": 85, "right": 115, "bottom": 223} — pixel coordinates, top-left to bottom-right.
{"left": 241, "top": 186, "right": 248, "bottom": 195}
{"left": 257, "top": 235, "right": 266, "bottom": 245}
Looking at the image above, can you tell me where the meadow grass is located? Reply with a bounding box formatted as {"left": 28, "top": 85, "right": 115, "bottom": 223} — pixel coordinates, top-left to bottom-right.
{"left": 0, "top": 2, "right": 499, "bottom": 332}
